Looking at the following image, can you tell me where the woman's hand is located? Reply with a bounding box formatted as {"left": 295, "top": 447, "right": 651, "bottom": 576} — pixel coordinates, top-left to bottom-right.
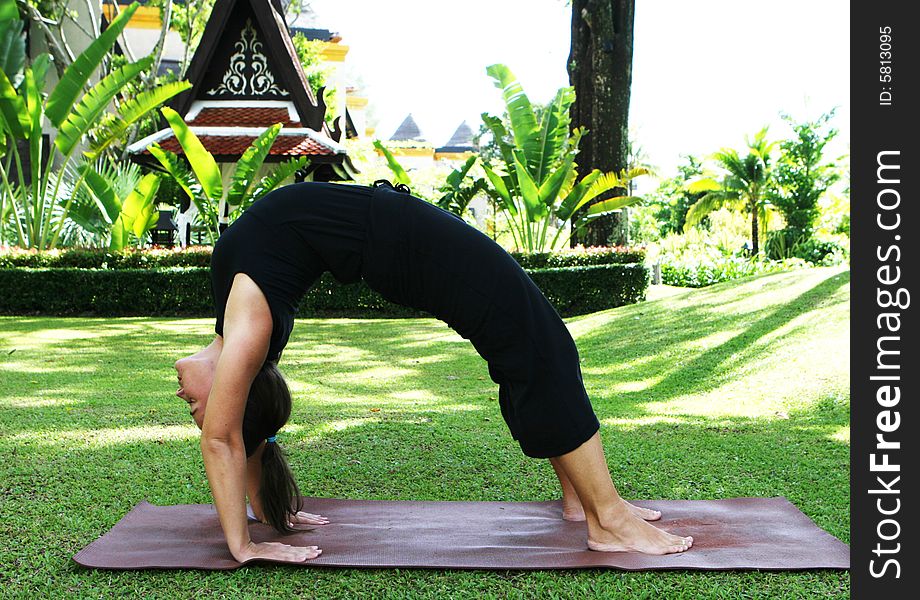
{"left": 233, "top": 541, "right": 322, "bottom": 564}
{"left": 290, "top": 511, "right": 330, "bottom": 526}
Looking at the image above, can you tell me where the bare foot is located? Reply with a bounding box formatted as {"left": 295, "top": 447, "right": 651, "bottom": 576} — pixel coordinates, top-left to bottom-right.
{"left": 624, "top": 500, "right": 661, "bottom": 521}
{"left": 586, "top": 506, "right": 693, "bottom": 555}
{"left": 562, "top": 499, "right": 661, "bottom": 522}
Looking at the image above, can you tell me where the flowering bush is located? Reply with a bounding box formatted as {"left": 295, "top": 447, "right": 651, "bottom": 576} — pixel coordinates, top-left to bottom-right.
{"left": 660, "top": 255, "right": 808, "bottom": 288}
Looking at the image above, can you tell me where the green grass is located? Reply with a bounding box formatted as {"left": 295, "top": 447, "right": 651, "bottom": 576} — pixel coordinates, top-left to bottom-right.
{"left": 0, "top": 267, "right": 850, "bottom": 598}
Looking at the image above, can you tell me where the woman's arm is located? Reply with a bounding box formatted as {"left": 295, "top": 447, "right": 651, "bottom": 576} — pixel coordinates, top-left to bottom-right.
{"left": 202, "top": 273, "right": 320, "bottom": 562}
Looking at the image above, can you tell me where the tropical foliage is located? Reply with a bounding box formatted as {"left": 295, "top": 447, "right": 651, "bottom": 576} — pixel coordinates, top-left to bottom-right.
{"left": 768, "top": 110, "right": 841, "bottom": 243}
{"left": 147, "top": 107, "right": 307, "bottom": 243}
{"left": 0, "top": 2, "right": 190, "bottom": 249}
{"left": 479, "top": 64, "right": 646, "bottom": 252}
{"left": 685, "top": 128, "right": 777, "bottom": 255}
{"left": 372, "top": 140, "right": 488, "bottom": 218}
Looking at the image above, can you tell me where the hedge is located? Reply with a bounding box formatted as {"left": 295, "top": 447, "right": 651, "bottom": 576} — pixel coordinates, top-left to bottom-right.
{"left": 0, "top": 264, "right": 648, "bottom": 319}
{"left": 0, "top": 245, "right": 645, "bottom": 270}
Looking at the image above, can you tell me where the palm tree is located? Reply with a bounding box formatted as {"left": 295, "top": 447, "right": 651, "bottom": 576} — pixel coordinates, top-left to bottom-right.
{"left": 685, "top": 128, "right": 776, "bottom": 255}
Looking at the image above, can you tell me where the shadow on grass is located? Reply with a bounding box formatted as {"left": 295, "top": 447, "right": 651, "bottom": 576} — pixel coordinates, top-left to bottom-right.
{"left": 0, "top": 269, "right": 849, "bottom": 438}
{"left": 575, "top": 269, "right": 849, "bottom": 408}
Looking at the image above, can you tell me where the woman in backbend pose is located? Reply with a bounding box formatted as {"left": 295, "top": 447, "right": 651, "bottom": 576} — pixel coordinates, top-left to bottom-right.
{"left": 174, "top": 180, "right": 693, "bottom": 563}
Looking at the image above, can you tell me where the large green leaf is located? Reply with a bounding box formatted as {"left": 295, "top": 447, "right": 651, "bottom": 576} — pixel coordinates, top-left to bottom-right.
{"left": 250, "top": 157, "right": 308, "bottom": 201}
{"left": 555, "top": 169, "right": 603, "bottom": 222}
{"left": 79, "top": 165, "right": 122, "bottom": 225}
{"left": 0, "top": 0, "right": 17, "bottom": 21}
{"left": 109, "top": 213, "right": 129, "bottom": 251}
{"left": 23, "top": 68, "right": 42, "bottom": 189}
{"left": 485, "top": 64, "right": 540, "bottom": 174}
{"left": 0, "top": 17, "right": 25, "bottom": 89}
{"left": 45, "top": 2, "right": 140, "bottom": 127}
{"left": 684, "top": 193, "right": 723, "bottom": 230}
{"left": 533, "top": 86, "right": 575, "bottom": 184}
{"left": 120, "top": 172, "right": 160, "bottom": 238}
{"left": 539, "top": 127, "right": 585, "bottom": 208}
{"left": 161, "top": 106, "right": 223, "bottom": 201}
{"left": 586, "top": 195, "right": 643, "bottom": 216}
{"left": 480, "top": 113, "right": 516, "bottom": 168}
{"left": 147, "top": 143, "right": 200, "bottom": 206}
{"left": 86, "top": 80, "right": 192, "bottom": 159}
{"left": 444, "top": 155, "right": 477, "bottom": 189}
{"left": 227, "top": 123, "right": 281, "bottom": 207}
{"left": 686, "top": 177, "right": 722, "bottom": 194}
{"left": 55, "top": 56, "right": 153, "bottom": 156}
{"left": 0, "top": 66, "right": 28, "bottom": 138}
{"left": 481, "top": 163, "right": 515, "bottom": 216}
{"left": 581, "top": 171, "right": 624, "bottom": 205}
{"left": 372, "top": 140, "right": 411, "bottom": 185}
{"left": 512, "top": 150, "right": 543, "bottom": 220}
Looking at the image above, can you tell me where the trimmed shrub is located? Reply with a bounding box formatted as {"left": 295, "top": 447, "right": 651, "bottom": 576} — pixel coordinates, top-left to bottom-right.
{"left": 528, "top": 264, "right": 648, "bottom": 315}
{"left": 0, "top": 246, "right": 213, "bottom": 269}
{"left": 511, "top": 246, "right": 645, "bottom": 269}
{"left": 0, "top": 245, "right": 645, "bottom": 270}
{"left": 0, "top": 264, "right": 648, "bottom": 318}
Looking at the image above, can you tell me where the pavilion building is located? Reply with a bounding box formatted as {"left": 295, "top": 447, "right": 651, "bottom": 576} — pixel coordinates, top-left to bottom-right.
{"left": 125, "top": 0, "right": 357, "bottom": 245}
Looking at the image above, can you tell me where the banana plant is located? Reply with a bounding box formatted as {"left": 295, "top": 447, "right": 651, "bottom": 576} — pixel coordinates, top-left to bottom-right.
{"left": 479, "top": 64, "right": 646, "bottom": 251}
{"left": 79, "top": 166, "right": 161, "bottom": 250}
{"left": 373, "top": 140, "right": 487, "bottom": 218}
{"left": 372, "top": 140, "right": 411, "bottom": 185}
{"left": 148, "top": 107, "right": 308, "bottom": 243}
{"left": 436, "top": 155, "right": 489, "bottom": 216}
{"left": 0, "top": 2, "right": 191, "bottom": 250}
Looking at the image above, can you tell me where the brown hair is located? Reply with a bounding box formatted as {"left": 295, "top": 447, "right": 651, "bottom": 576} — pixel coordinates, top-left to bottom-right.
{"left": 245, "top": 361, "right": 303, "bottom": 533}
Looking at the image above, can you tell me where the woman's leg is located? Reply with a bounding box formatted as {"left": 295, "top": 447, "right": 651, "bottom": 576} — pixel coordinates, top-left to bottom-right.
{"left": 549, "top": 458, "right": 586, "bottom": 521}
{"left": 549, "top": 458, "right": 661, "bottom": 522}
{"left": 551, "top": 432, "right": 692, "bottom": 554}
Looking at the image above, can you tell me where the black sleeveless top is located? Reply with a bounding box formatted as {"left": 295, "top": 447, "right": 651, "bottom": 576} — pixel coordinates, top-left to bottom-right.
{"left": 210, "top": 182, "right": 373, "bottom": 362}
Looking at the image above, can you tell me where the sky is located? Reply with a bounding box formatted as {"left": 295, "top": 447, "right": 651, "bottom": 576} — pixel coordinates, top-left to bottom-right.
{"left": 305, "top": 0, "right": 850, "bottom": 177}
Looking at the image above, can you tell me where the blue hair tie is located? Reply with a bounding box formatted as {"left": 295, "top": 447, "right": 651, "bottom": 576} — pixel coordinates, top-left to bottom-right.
{"left": 266, "top": 436, "right": 277, "bottom": 443}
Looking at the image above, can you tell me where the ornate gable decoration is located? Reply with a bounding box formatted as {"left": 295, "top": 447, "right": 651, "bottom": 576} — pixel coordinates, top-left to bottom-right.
{"left": 171, "top": 0, "right": 327, "bottom": 130}
{"left": 207, "top": 18, "right": 288, "bottom": 98}
{"left": 131, "top": 0, "right": 356, "bottom": 181}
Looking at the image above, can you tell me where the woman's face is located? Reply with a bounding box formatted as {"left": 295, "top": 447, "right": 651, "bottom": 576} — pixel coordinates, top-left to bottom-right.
{"left": 174, "top": 337, "right": 221, "bottom": 429}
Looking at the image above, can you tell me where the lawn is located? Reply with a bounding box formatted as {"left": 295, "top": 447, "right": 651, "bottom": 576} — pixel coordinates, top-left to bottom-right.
{"left": 0, "top": 267, "right": 850, "bottom": 598}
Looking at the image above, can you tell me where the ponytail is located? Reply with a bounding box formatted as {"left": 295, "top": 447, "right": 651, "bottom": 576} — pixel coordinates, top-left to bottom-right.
{"left": 260, "top": 438, "right": 303, "bottom": 533}
{"left": 245, "top": 361, "right": 303, "bottom": 533}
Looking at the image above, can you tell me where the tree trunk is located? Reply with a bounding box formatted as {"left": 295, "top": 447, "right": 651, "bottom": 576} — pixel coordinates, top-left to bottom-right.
{"left": 751, "top": 205, "right": 760, "bottom": 256}
{"left": 567, "top": 0, "right": 635, "bottom": 247}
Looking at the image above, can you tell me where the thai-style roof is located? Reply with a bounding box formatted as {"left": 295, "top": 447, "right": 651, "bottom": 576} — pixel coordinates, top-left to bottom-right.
{"left": 389, "top": 114, "right": 427, "bottom": 143}
{"left": 128, "top": 0, "right": 354, "bottom": 179}
{"left": 436, "top": 121, "right": 478, "bottom": 153}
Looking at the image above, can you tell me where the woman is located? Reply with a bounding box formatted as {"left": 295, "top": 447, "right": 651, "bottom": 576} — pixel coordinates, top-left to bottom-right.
{"left": 174, "top": 180, "right": 693, "bottom": 564}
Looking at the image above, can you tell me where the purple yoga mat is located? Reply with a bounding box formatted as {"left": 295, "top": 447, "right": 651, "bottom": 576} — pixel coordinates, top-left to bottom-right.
{"left": 73, "top": 496, "right": 849, "bottom": 571}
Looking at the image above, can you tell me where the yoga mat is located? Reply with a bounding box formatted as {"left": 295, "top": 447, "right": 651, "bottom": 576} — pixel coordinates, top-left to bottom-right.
{"left": 73, "top": 497, "right": 849, "bottom": 571}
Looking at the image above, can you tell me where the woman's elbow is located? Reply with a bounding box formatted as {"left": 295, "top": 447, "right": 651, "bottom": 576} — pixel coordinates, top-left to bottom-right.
{"left": 200, "top": 431, "right": 244, "bottom": 456}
